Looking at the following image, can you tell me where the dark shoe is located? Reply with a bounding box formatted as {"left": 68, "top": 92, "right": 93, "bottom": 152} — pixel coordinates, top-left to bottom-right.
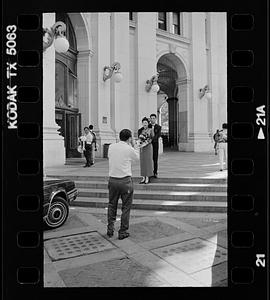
{"left": 153, "top": 174, "right": 157, "bottom": 178}
{"left": 220, "top": 169, "right": 223, "bottom": 171}
{"left": 107, "top": 230, "right": 114, "bottom": 238}
{"left": 118, "top": 232, "right": 129, "bottom": 240}
{"left": 83, "top": 165, "right": 88, "bottom": 168}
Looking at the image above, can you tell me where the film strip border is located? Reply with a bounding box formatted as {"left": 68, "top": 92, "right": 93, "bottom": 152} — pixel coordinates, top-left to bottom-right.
{"left": 228, "top": 12, "right": 268, "bottom": 293}
{"left": 3, "top": 14, "right": 43, "bottom": 289}
{"left": 2, "top": 9, "right": 268, "bottom": 297}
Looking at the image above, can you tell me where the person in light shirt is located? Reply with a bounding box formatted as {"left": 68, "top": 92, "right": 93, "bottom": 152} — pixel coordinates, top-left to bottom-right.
{"left": 217, "top": 123, "right": 228, "bottom": 171}
{"left": 107, "top": 129, "right": 140, "bottom": 240}
{"left": 79, "top": 127, "right": 93, "bottom": 167}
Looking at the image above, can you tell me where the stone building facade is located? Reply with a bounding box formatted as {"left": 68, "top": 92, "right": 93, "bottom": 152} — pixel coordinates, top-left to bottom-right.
{"left": 43, "top": 12, "right": 227, "bottom": 167}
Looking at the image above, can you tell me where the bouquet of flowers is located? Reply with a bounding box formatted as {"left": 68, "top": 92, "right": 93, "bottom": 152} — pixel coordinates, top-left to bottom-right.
{"left": 138, "top": 131, "right": 152, "bottom": 148}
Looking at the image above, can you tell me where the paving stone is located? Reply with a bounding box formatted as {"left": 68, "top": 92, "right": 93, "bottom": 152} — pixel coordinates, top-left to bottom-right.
{"left": 44, "top": 232, "right": 116, "bottom": 261}
{"left": 172, "top": 217, "right": 227, "bottom": 228}
{"left": 47, "top": 213, "right": 88, "bottom": 233}
{"left": 58, "top": 257, "right": 170, "bottom": 287}
{"left": 128, "top": 219, "right": 184, "bottom": 243}
{"left": 214, "top": 278, "right": 228, "bottom": 287}
{"left": 190, "top": 261, "right": 227, "bottom": 286}
{"left": 151, "top": 238, "right": 227, "bottom": 274}
{"left": 91, "top": 213, "right": 141, "bottom": 225}
{"left": 217, "top": 229, "right": 227, "bottom": 239}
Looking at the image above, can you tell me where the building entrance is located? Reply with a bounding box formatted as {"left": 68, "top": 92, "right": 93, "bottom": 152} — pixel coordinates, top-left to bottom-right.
{"left": 157, "top": 53, "right": 188, "bottom": 151}
{"left": 55, "top": 110, "right": 81, "bottom": 158}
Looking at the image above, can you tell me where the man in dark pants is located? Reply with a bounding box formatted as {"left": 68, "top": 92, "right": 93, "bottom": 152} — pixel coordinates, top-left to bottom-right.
{"left": 89, "top": 124, "right": 97, "bottom": 164}
{"left": 81, "top": 127, "right": 93, "bottom": 167}
{"left": 149, "top": 113, "right": 162, "bottom": 178}
{"left": 107, "top": 129, "right": 140, "bottom": 240}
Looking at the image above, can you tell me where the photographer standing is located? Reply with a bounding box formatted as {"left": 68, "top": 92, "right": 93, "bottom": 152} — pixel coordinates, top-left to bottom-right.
{"left": 107, "top": 129, "right": 140, "bottom": 240}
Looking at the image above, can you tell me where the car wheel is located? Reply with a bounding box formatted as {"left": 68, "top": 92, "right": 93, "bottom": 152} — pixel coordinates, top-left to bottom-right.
{"left": 44, "top": 196, "right": 69, "bottom": 229}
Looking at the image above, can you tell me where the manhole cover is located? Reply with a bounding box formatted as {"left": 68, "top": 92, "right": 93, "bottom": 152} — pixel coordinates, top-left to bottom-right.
{"left": 44, "top": 232, "right": 116, "bottom": 261}
{"left": 151, "top": 238, "right": 227, "bottom": 274}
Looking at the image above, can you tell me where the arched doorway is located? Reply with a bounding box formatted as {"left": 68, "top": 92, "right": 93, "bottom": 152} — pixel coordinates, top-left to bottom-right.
{"left": 157, "top": 53, "right": 188, "bottom": 151}
{"left": 55, "top": 13, "right": 81, "bottom": 158}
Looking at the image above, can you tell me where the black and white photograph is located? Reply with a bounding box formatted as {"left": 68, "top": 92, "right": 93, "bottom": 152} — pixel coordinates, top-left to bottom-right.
{"left": 43, "top": 12, "right": 228, "bottom": 287}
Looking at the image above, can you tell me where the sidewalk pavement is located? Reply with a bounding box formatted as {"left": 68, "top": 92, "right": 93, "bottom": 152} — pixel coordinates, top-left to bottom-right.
{"left": 44, "top": 207, "right": 227, "bottom": 287}
{"left": 45, "top": 151, "right": 228, "bottom": 179}
{"left": 44, "top": 151, "right": 227, "bottom": 287}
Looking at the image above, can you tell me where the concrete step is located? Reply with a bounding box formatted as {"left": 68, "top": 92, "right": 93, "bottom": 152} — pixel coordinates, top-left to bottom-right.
{"left": 78, "top": 188, "right": 227, "bottom": 202}
{"left": 65, "top": 158, "right": 106, "bottom": 165}
{"left": 47, "top": 174, "right": 227, "bottom": 184}
{"left": 75, "top": 180, "right": 227, "bottom": 192}
{"left": 71, "top": 197, "right": 227, "bottom": 213}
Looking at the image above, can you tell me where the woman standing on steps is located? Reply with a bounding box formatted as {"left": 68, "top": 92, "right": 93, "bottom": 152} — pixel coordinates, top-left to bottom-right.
{"left": 137, "top": 117, "right": 155, "bottom": 184}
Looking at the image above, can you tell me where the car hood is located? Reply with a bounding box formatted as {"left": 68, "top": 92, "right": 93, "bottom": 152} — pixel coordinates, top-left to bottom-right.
{"left": 43, "top": 178, "right": 73, "bottom": 185}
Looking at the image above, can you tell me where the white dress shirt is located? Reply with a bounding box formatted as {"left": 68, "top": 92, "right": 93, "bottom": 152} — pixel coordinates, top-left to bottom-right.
{"left": 108, "top": 141, "right": 139, "bottom": 177}
{"left": 85, "top": 133, "right": 93, "bottom": 144}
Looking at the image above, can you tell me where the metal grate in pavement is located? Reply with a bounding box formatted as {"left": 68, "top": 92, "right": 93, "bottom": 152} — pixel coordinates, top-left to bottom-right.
{"left": 151, "top": 238, "right": 227, "bottom": 274}
{"left": 44, "top": 232, "right": 116, "bottom": 261}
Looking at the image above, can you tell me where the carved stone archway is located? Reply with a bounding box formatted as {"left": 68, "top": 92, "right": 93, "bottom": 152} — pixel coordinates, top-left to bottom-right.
{"left": 157, "top": 53, "right": 188, "bottom": 150}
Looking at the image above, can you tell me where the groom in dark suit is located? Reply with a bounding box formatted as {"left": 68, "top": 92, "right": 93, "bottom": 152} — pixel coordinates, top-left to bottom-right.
{"left": 149, "top": 113, "right": 162, "bottom": 178}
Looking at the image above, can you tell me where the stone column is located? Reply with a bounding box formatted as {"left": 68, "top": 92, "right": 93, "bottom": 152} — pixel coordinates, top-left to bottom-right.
{"left": 135, "top": 13, "right": 157, "bottom": 128}
{"left": 90, "top": 13, "right": 115, "bottom": 157}
{"left": 77, "top": 50, "right": 93, "bottom": 132}
{"left": 190, "top": 12, "right": 211, "bottom": 151}
{"left": 43, "top": 13, "right": 65, "bottom": 167}
{"left": 177, "top": 79, "right": 191, "bottom": 151}
{"left": 208, "top": 13, "right": 227, "bottom": 132}
{"left": 110, "top": 13, "right": 130, "bottom": 138}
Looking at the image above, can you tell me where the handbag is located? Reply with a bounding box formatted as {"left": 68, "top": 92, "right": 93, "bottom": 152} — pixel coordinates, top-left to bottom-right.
{"left": 77, "top": 144, "right": 83, "bottom": 153}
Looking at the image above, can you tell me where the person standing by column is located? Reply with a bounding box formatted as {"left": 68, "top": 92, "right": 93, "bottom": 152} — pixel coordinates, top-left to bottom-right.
{"left": 217, "top": 123, "right": 227, "bottom": 171}
{"left": 213, "top": 129, "right": 220, "bottom": 155}
{"left": 89, "top": 124, "right": 97, "bottom": 165}
{"left": 107, "top": 129, "right": 140, "bottom": 240}
{"left": 149, "top": 113, "right": 162, "bottom": 178}
{"left": 80, "top": 127, "right": 93, "bottom": 167}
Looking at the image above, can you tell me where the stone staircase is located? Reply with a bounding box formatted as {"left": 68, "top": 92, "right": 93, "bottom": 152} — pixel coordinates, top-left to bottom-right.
{"left": 49, "top": 175, "right": 227, "bottom": 213}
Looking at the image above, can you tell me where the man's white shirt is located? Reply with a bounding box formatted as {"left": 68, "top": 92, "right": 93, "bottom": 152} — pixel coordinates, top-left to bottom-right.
{"left": 108, "top": 141, "right": 139, "bottom": 177}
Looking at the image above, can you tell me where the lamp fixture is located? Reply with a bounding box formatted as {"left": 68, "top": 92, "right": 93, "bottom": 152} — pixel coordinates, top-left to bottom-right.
{"left": 103, "top": 62, "right": 123, "bottom": 82}
{"left": 199, "top": 85, "right": 212, "bottom": 99}
{"left": 43, "top": 21, "right": 69, "bottom": 53}
{"left": 145, "top": 74, "right": 160, "bottom": 93}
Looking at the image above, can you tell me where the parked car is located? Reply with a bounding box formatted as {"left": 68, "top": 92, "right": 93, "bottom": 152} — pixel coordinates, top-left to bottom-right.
{"left": 43, "top": 177, "right": 78, "bottom": 229}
